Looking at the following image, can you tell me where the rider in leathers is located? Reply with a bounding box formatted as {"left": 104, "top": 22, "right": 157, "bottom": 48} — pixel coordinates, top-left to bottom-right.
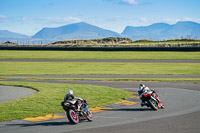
{"left": 138, "top": 84, "right": 164, "bottom": 109}
{"left": 64, "top": 90, "right": 88, "bottom": 112}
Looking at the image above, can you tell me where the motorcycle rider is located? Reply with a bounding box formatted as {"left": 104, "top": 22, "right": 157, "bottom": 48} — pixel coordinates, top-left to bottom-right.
{"left": 64, "top": 90, "right": 75, "bottom": 101}
{"left": 64, "top": 90, "right": 88, "bottom": 113}
{"left": 138, "top": 84, "right": 164, "bottom": 109}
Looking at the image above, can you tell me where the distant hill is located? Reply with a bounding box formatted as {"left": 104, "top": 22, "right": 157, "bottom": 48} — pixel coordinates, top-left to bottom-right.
{"left": 122, "top": 21, "right": 200, "bottom": 40}
{"left": 32, "top": 22, "right": 121, "bottom": 40}
{"left": 0, "top": 30, "right": 30, "bottom": 40}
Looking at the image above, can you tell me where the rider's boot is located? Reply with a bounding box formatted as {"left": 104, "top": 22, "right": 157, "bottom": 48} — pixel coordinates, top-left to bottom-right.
{"left": 141, "top": 101, "right": 145, "bottom": 107}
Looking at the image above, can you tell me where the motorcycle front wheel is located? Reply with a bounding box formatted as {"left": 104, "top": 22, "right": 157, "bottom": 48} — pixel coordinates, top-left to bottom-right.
{"left": 87, "top": 111, "right": 94, "bottom": 121}
{"left": 147, "top": 98, "right": 158, "bottom": 111}
{"left": 67, "top": 109, "right": 79, "bottom": 124}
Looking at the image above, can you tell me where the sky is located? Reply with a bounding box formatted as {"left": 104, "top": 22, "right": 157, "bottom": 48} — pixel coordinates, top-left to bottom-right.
{"left": 0, "top": 0, "right": 200, "bottom": 36}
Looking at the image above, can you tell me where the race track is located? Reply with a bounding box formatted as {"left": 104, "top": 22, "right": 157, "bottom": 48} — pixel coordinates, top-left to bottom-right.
{"left": 0, "top": 80, "right": 200, "bottom": 133}
{"left": 0, "top": 59, "right": 200, "bottom": 133}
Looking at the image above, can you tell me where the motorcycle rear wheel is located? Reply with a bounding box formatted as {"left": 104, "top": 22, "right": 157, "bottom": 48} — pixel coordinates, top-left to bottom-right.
{"left": 67, "top": 109, "right": 79, "bottom": 124}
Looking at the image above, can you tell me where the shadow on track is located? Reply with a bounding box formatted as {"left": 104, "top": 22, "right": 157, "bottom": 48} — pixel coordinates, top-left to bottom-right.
{"left": 7, "top": 121, "right": 71, "bottom": 127}
{"left": 106, "top": 108, "right": 152, "bottom": 112}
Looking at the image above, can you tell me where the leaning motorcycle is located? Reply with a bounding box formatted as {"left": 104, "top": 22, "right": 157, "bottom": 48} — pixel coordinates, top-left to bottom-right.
{"left": 61, "top": 99, "right": 93, "bottom": 124}
{"left": 141, "top": 90, "right": 161, "bottom": 110}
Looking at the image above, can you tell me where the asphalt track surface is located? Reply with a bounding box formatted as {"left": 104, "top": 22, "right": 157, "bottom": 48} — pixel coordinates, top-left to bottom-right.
{"left": 0, "top": 85, "right": 36, "bottom": 103}
{"left": 0, "top": 59, "right": 200, "bottom": 133}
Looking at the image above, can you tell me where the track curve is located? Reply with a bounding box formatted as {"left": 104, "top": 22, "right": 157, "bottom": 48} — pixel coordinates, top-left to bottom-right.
{"left": 0, "top": 80, "right": 200, "bottom": 133}
{"left": 0, "top": 85, "right": 36, "bottom": 103}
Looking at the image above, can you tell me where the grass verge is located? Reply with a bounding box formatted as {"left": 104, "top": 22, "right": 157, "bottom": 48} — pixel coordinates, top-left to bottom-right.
{"left": 0, "top": 51, "right": 200, "bottom": 59}
{"left": 0, "top": 62, "right": 200, "bottom": 75}
{"left": 0, "top": 81, "right": 131, "bottom": 122}
{"left": 1, "top": 77, "right": 200, "bottom": 82}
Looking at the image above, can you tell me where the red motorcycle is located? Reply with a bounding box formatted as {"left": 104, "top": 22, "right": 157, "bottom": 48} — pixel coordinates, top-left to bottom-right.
{"left": 141, "top": 89, "right": 164, "bottom": 110}
{"left": 61, "top": 99, "right": 93, "bottom": 124}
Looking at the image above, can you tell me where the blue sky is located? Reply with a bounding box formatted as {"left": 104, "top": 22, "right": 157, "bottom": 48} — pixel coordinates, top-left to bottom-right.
{"left": 0, "top": 0, "right": 199, "bottom": 35}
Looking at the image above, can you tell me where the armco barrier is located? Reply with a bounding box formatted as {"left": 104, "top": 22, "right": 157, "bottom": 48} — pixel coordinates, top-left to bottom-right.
{"left": 0, "top": 46, "right": 200, "bottom": 51}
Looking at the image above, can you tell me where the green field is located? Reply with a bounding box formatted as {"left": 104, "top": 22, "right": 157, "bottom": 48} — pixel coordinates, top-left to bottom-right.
{"left": 0, "top": 62, "right": 199, "bottom": 75}
{"left": 0, "top": 50, "right": 199, "bottom": 122}
{"left": 0, "top": 81, "right": 131, "bottom": 122}
{"left": 0, "top": 50, "right": 200, "bottom": 59}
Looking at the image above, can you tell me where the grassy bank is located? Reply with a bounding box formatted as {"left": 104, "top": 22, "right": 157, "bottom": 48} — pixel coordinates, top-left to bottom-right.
{"left": 0, "top": 62, "right": 199, "bottom": 75}
{"left": 0, "top": 81, "right": 131, "bottom": 122}
{"left": 0, "top": 51, "right": 200, "bottom": 59}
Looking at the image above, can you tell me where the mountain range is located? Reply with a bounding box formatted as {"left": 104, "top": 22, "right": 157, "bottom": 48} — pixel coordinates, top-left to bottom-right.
{"left": 122, "top": 21, "right": 200, "bottom": 40}
{"left": 1, "top": 21, "right": 200, "bottom": 44}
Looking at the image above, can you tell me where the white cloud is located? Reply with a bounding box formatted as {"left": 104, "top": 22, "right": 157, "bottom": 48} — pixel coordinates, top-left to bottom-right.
{"left": 163, "top": 18, "right": 180, "bottom": 24}
{"left": 0, "top": 15, "right": 7, "bottom": 20}
{"left": 121, "top": 0, "right": 138, "bottom": 5}
{"left": 104, "top": 0, "right": 139, "bottom": 5}
{"left": 63, "top": 16, "right": 81, "bottom": 22}
{"left": 184, "top": 17, "right": 193, "bottom": 21}
{"left": 46, "top": 16, "right": 81, "bottom": 23}
{"left": 163, "top": 17, "right": 200, "bottom": 24}
{"left": 105, "top": 16, "right": 123, "bottom": 22}
{"left": 139, "top": 17, "right": 148, "bottom": 23}
{"left": 196, "top": 19, "right": 200, "bottom": 23}
{"left": 21, "top": 16, "right": 29, "bottom": 21}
